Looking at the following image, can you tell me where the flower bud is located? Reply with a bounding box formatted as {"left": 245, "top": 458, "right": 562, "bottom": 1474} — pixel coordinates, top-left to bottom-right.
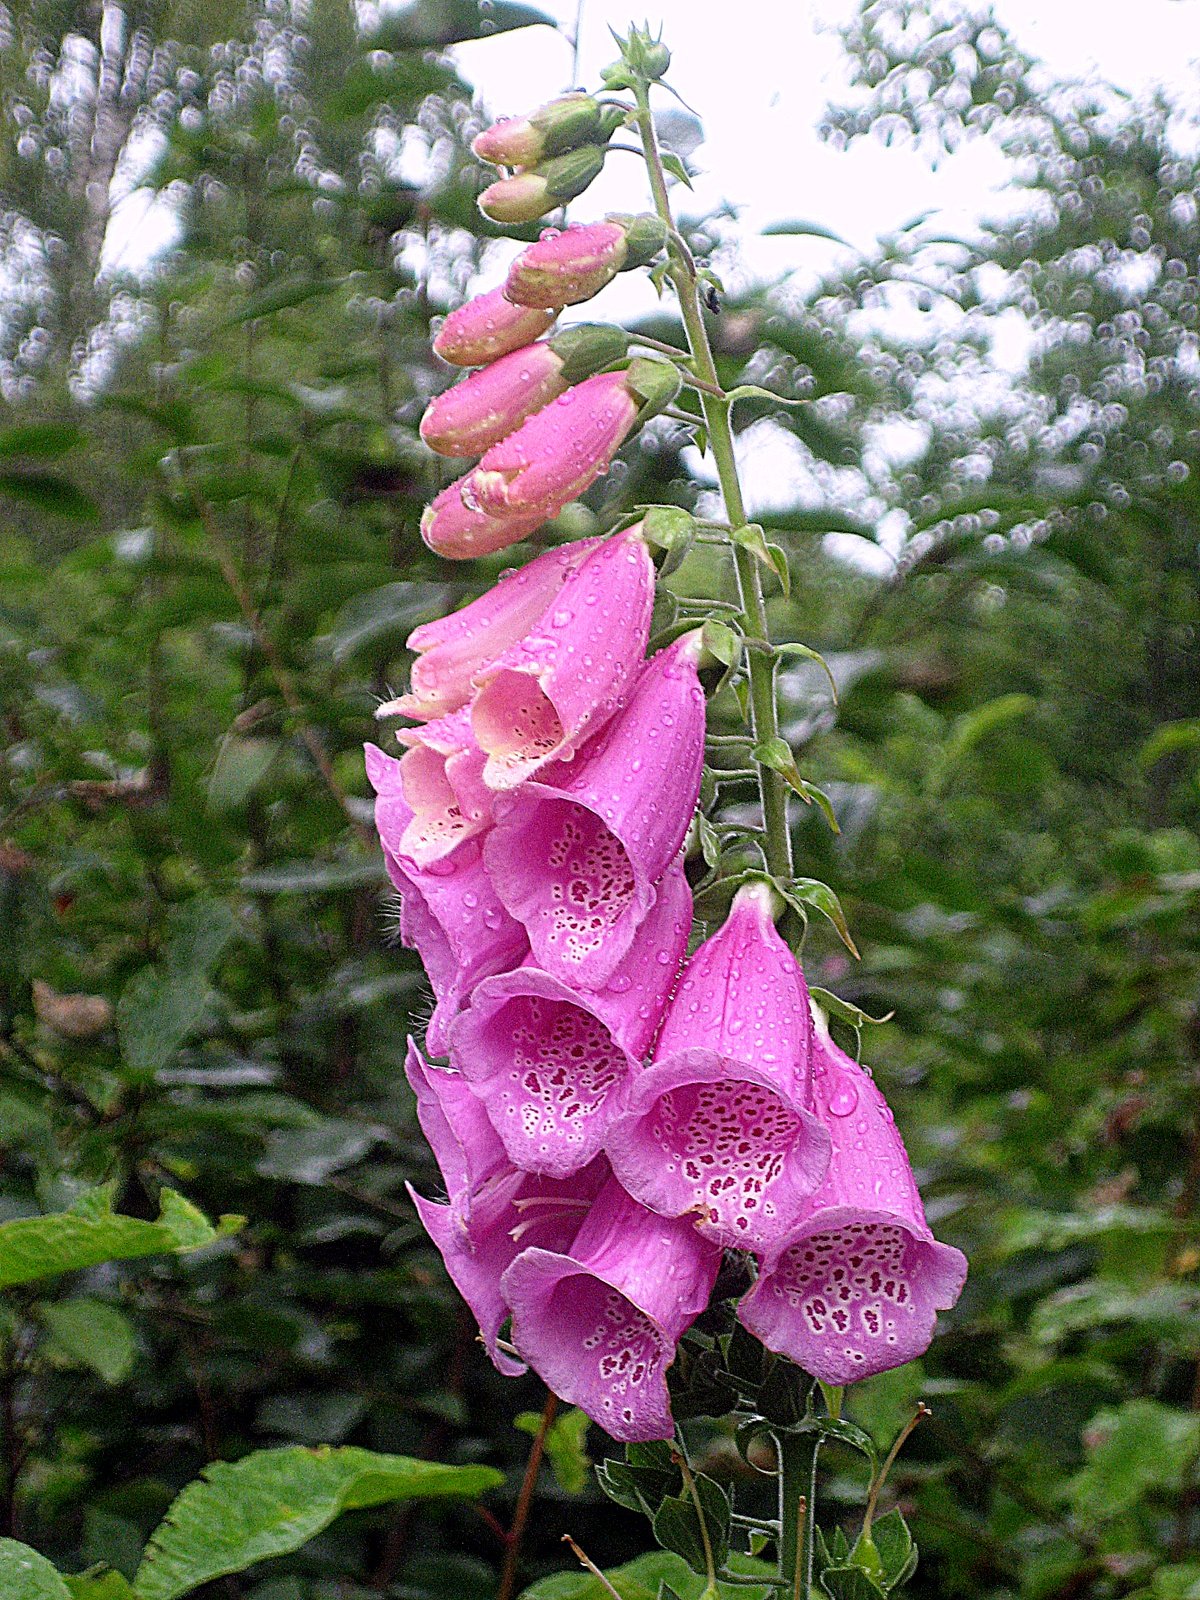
{"left": 433, "top": 287, "right": 557, "bottom": 368}
{"left": 420, "top": 474, "right": 546, "bottom": 560}
{"left": 478, "top": 170, "right": 553, "bottom": 225}
{"left": 420, "top": 341, "right": 569, "bottom": 458}
{"left": 472, "top": 94, "right": 603, "bottom": 169}
{"left": 534, "top": 143, "right": 607, "bottom": 205}
{"left": 505, "top": 221, "right": 629, "bottom": 309}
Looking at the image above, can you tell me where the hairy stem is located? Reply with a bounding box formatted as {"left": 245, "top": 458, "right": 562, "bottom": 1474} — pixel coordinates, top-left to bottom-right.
{"left": 632, "top": 84, "right": 793, "bottom": 882}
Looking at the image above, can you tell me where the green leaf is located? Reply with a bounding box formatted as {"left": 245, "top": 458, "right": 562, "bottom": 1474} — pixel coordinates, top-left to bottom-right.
{"left": 652, "top": 1472, "right": 730, "bottom": 1576}
{"left": 117, "top": 898, "right": 236, "bottom": 1079}
{"left": 1067, "top": 1400, "right": 1200, "bottom": 1519}
{"left": 700, "top": 620, "right": 741, "bottom": 668}
{"left": 870, "top": 1509, "right": 917, "bottom": 1591}
{"left": 661, "top": 151, "right": 694, "bottom": 189}
{"left": 1139, "top": 719, "right": 1200, "bottom": 768}
{"left": 821, "top": 1566, "right": 888, "bottom": 1600}
{"left": 520, "top": 1550, "right": 775, "bottom": 1599}
{"left": 775, "top": 641, "right": 839, "bottom": 702}
{"left": 227, "top": 275, "right": 344, "bottom": 324}
{"left": 0, "top": 471, "right": 100, "bottom": 522}
{"left": 780, "top": 878, "right": 860, "bottom": 959}
{"left": 0, "top": 1185, "right": 240, "bottom": 1291}
{"left": 37, "top": 1298, "right": 138, "bottom": 1384}
{"left": 730, "top": 523, "right": 789, "bottom": 592}
{"left": 135, "top": 1447, "right": 503, "bottom": 1600}
{"left": 239, "top": 858, "right": 387, "bottom": 894}
{"left": 762, "top": 218, "right": 856, "bottom": 247}
{"left": 0, "top": 423, "right": 83, "bottom": 461}
{"left": 206, "top": 735, "right": 280, "bottom": 814}
{"left": 514, "top": 1407, "right": 592, "bottom": 1495}
{"left": 809, "top": 988, "right": 894, "bottom": 1028}
{"left": 64, "top": 1570, "right": 137, "bottom": 1599}
{"left": 256, "top": 1119, "right": 385, "bottom": 1185}
{"left": 370, "top": 0, "right": 553, "bottom": 49}
{"left": 0, "top": 1540, "right": 71, "bottom": 1599}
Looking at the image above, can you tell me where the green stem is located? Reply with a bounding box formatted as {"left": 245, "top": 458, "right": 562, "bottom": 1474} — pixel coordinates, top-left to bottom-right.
{"left": 777, "top": 1432, "right": 820, "bottom": 1599}
{"left": 632, "top": 82, "right": 793, "bottom": 883}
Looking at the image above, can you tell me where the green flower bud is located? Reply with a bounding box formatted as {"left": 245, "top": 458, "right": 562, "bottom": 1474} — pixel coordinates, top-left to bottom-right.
{"left": 548, "top": 323, "right": 632, "bottom": 384}
{"left": 624, "top": 356, "right": 682, "bottom": 422}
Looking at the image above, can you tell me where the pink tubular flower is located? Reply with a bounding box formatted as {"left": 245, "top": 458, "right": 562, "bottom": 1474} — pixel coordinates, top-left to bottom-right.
{"left": 502, "top": 1175, "right": 721, "bottom": 1440}
{"left": 470, "top": 521, "right": 654, "bottom": 790}
{"left": 392, "top": 709, "right": 492, "bottom": 866}
{"left": 737, "top": 1026, "right": 968, "bottom": 1385}
{"left": 483, "top": 632, "right": 706, "bottom": 988}
{"left": 605, "top": 882, "right": 832, "bottom": 1250}
{"left": 467, "top": 372, "right": 639, "bottom": 522}
{"left": 450, "top": 860, "right": 692, "bottom": 1177}
{"left": 433, "top": 287, "right": 558, "bottom": 369}
{"left": 505, "top": 221, "right": 629, "bottom": 309}
{"left": 366, "top": 744, "right": 527, "bottom": 1053}
{"left": 390, "top": 538, "right": 597, "bottom": 723}
{"left": 421, "top": 473, "right": 547, "bottom": 561}
{"left": 405, "top": 1041, "right": 607, "bottom": 1374}
{"left": 420, "top": 342, "right": 569, "bottom": 458}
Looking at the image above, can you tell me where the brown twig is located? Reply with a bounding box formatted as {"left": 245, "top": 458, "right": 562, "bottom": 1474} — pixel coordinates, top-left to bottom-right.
{"left": 497, "top": 1390, "right": 558, "bottom": 1600}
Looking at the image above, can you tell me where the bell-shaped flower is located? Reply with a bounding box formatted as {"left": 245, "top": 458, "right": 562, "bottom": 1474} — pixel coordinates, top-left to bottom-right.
{"left": 406, "top": 1037, "right": 607, "bottom": 1375}
{"left": 605, "top": 881, "right": 832, "bottom": 1251}
{"left": 483, "top": 632, "right": 706, "bottom": 988}
{"left": 433, "top": 287, "right": 557, "bottom": 368}
{"left": 420, "top": 473, "right": 546, "bottom": 561}
{"left": 467, "top": 371, "right": 639, "bottom": 522}
{"left": 389, "top": 538, "right": 597, "bottom": 724}
{"left": 420, "top": 341, "right": 569, "bottom": 458}
{"left": 450, "top": 860, "right": 692, "bottom": 1177}
{"left": 470, "top": 521, "right": 654, "bottom": 790}
{"left": 737, "top": 1027, "right": 968, "bottom": 1385}
{"left": 502, "top": 1175, "right": 721, "bottom": 1440}
{"left": 366, "top": 745, "right": 527, "bottom": 1053}
{"left": 391, "top": 709, "right": 492, "bottom": 866}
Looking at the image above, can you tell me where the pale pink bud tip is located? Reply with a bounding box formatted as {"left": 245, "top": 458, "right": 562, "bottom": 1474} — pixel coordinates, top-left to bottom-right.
{"left": 433, "top": 287, "right": 558, "bottom": 368}
{"left": 420, "top": 474, "right": 545, "bottom": 561}
{"left": 505, "top": 221, "right": 629, "bottom": 310}
{"left": 419, "top": 342, "right": 567, "bottom": 459}
{"left": 478, "top": 172, "right": 552, "bottom": 226}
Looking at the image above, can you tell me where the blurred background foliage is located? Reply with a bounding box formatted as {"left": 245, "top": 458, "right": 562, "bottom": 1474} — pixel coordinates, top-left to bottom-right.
{"left": 0, "top": 0, "right": 1197, "bottom": 1595}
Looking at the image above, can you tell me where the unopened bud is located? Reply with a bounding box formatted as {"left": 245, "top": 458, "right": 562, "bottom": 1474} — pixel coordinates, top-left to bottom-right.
{"left": 505, "top": 221, "right": 629, "bottom": 309}
{"left": 472, "top": 94, "right": 603, "bottom": 169}
{"left": 624, "top": 356, "right": 682, "bottom": 422}
{"left": 478, "top": 171, "right": 552, "bottom": 225}
{"left": 547, "top": 323, "right": 632, "bottom": 383}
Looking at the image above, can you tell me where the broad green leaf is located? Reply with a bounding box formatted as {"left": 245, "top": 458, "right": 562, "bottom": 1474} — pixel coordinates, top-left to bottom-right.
{"left": 821, "top": 1566, "right": 888, "bottom": 1600}
{"left": 117, "top": 898, "right": 235, "bottom": 1080}
{"left": 652, "top": 1472, "right": 730, "bottom": 1576}
{"left": 0, "top": 471, "right": 100, "bottom": 522}
{"left": 0, "top": 1539, "right": 71, "bottom": 1598}
{"left": 370, "top": 0, "right": 553, "bottom": 49}
{"left": 0, "top": 423, "right": 83, "bottom": 460}
{"left": 256, "top": 1119, "right": 385, "bottom": 1185}
{"left": 37, "top": 1298, "right": 138, "bottom": 1384}
{"left": 520, "top": 1549, "right": 775, "bottom": 1599}
{"left": 134, "top": 1446, "right": 503, "bottom": 1600}
{"left": 0, "top": 1185, "right": 239, "bottom": 1291}
{"left": 1067, "top": 1400, "right": 1200, "bottom": 1519}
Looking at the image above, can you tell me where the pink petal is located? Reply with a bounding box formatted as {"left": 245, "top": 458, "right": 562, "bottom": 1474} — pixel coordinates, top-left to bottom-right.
{"left": 395, "top": 709, "right": 492, "bottom": 865}
{"left": 502, "top": 1176, "right": 720, "bottom": 1440}
{"left": 421, "top": 473, "right": 546, "bottom": 561}
{"left": 483, "top": 635, "right": 705, "bottom": 987}
{"left": 420, "top": 342, "right": 567, "bottom": 458}
{"left": 450, "top": 861, "right": 691, "bottom": 1176}
{"left": 433, "top": 286, "right": 557, "bottom": 367}
{"left": 396, "top": 538, "right": 597, "bottom": 723}
{"left": 736, "top": 1032, "right": 967, "bottom": 1383}
{"left": 470, "top": 523, "right": 654, "bottom": 789}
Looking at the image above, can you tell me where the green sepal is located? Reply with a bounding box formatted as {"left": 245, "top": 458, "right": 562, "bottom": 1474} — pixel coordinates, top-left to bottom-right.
{"left": 548, "top": 323, "right": 632, "bottom": 383}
